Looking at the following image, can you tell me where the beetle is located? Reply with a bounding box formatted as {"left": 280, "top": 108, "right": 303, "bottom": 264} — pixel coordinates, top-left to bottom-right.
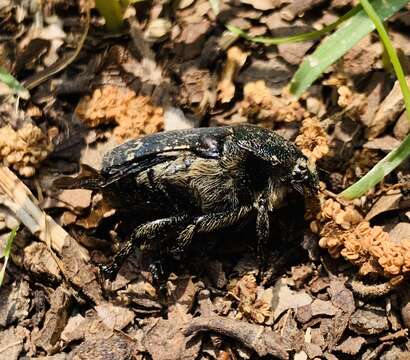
{"left": 63, "top": 125, "right": 318, "bottom": 279}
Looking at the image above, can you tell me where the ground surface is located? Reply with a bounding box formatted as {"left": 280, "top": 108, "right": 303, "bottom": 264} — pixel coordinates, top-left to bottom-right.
{"left": 1, "top": 0, "right": 410, "bottom": 359}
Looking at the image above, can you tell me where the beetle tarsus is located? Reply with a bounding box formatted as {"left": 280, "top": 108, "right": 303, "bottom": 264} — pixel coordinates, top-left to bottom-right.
{"left": 99, "top": 241, "right": 135, "bottom": 280}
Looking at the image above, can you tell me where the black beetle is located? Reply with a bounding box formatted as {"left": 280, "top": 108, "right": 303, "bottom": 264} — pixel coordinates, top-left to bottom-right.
{"left": 62, "top": 125, "right": 318, "bottom": 278}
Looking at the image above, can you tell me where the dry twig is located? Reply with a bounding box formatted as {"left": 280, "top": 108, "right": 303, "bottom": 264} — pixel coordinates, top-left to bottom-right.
{"left": 183, "top": 316, "right": 291, "bottom": 359}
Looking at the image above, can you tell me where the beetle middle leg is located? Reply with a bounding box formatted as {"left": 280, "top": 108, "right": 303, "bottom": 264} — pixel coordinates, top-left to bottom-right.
{"left": 170, "top": 206, "right": 253, "bottom": 254}
{"left": 254, "top": 198, "right": 270, "bottom": 265}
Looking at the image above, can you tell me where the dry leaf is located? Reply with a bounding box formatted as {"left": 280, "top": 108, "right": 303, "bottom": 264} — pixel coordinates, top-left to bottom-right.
{"left": 393, "top": 111, "right": 410, "bottom": 140}
{"left": 272, "top": 279, "right": 312, "bottom": 320}
{"left": 184, "top": 316, "right": 291, "bottom": 359}
{"left": 43, "top": 188, "right": 92, "bottom": 213}
{"left": 389, "top": 223, "right": 410, "bottom": 244}
{"left": 95, "top": 303, "right": 135, "bottom": 330}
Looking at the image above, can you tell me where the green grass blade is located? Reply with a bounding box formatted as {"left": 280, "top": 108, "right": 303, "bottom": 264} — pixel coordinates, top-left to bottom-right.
{"left": 340, "top": 0, "right": 410, "bottom": 200}
{"left": 289, "top": 0, "right": 409, "bottom": 98}
{"left": 0, "top": 226, "right": 19, "bottom": 287}
{"left": 95, "top": 0, "right": 124, "bottom": 32}
{"left": 0, "top": 67, "right": 30, "bottom": 99}
{"left": 227, "top": 6, "right": 360, "bottom": 45}
{"left": 340, "top": 133, "right": 410, "bottom": 199}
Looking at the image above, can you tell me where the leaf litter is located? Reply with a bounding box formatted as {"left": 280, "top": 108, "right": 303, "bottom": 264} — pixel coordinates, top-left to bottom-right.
{"left": 0, "top": 0, "right": 409, "bottom": 359}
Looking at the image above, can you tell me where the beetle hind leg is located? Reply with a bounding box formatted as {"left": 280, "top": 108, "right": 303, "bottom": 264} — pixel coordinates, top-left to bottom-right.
{"left": 100, "top": 214, "right": 191, "bottom": 280}
{"left": 101, "top": 206, "right": 253, "bottom": 280}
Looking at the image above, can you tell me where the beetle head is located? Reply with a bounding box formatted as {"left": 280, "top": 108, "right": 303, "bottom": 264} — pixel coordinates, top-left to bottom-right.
{"left": 232, "top": 125, "right": 319, "bottom": 195}
{"left": 290, "top": 156, "right": 319, "bottom": 195}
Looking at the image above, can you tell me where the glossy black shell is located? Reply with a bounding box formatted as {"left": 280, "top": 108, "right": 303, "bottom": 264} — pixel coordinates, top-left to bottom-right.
{"left": 101, "top": 125, "right": 305, "bottom": 182}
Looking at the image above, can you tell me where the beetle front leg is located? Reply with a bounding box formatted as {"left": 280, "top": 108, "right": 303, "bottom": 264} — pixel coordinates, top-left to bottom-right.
{"left": 254, "top": 198, "right": 270, "bottom": 265}
{"left": 147, "top": 169, "right": 181, "bottom": 213}
{"left": 100, "top": 214, "right": 191, "bottom": 280}
{"left": 170, "top": 206, "right": 253, "bottom": 254}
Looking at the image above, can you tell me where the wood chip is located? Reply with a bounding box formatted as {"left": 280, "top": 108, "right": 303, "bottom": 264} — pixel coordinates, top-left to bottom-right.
{"left": 349, "top": 308, "right": 389, "bottom": 335}
{"left": 334, "top": 336, "right": 366, "bottom": 355}
{"left": 366, "top": 77, "right": 410, "bottom": 139}
{"left": 240, "top": 0, "right": 288, "bottom": 11}
{"left": 366, "top": 192, "right": 403, "bottom": 221}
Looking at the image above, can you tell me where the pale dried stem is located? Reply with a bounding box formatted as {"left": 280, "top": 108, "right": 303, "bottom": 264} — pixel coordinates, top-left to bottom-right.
{"left": 0, "top": 340, "right": 23, "bottom": 354}
{"left": 0, "top": 166, "right": 89, "bottom": 261}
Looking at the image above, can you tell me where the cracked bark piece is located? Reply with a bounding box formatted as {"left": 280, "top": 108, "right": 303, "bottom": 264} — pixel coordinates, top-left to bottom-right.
{"left": 70, "top": 334, "right": 142, "bottom": 360}
{"left": 0, "top": 326, "right": 27, "bottom": 360}
{"left": 23, "top": 242, "right": 62, "bottom": 282}
{"left": 0, "top": 279, "right": 30, "bottom": 327}
{"left": 324, "top": 278, "right": 355, "bottom": 349}
{"left": 349, "top": 308, "right": 389, "bottom": 335}
{"left": 143, "top": 315, "right": 201, "bottom": 360}
{"left": 334, "top": 336, "right": 366, "bottom": 355}
{"left": 32, "top": 286, "right": 71, "bottom": 354}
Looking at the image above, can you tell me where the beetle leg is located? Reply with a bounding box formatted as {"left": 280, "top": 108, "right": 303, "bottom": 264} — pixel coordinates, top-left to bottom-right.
{"left": 147, "top": 169, "right": 180, "bottom": 212}
{"left": 100, "top": 214, "right": 191, "bottom": 279}
{"left": 254, "top": 198, "right": 270, "bottom": 264}
{"left": 170, "top": 206, "right": 253, "bottom": 254}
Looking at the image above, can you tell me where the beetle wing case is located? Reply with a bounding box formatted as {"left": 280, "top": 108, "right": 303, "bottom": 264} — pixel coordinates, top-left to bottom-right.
{"left": 101, "top": 126, "right": 233, "bottom": 178}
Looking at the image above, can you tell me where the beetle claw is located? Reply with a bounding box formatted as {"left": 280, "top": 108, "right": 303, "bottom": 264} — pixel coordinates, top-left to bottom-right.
{"left": 99, "top": 263, "right": 120, "bottom": 281}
